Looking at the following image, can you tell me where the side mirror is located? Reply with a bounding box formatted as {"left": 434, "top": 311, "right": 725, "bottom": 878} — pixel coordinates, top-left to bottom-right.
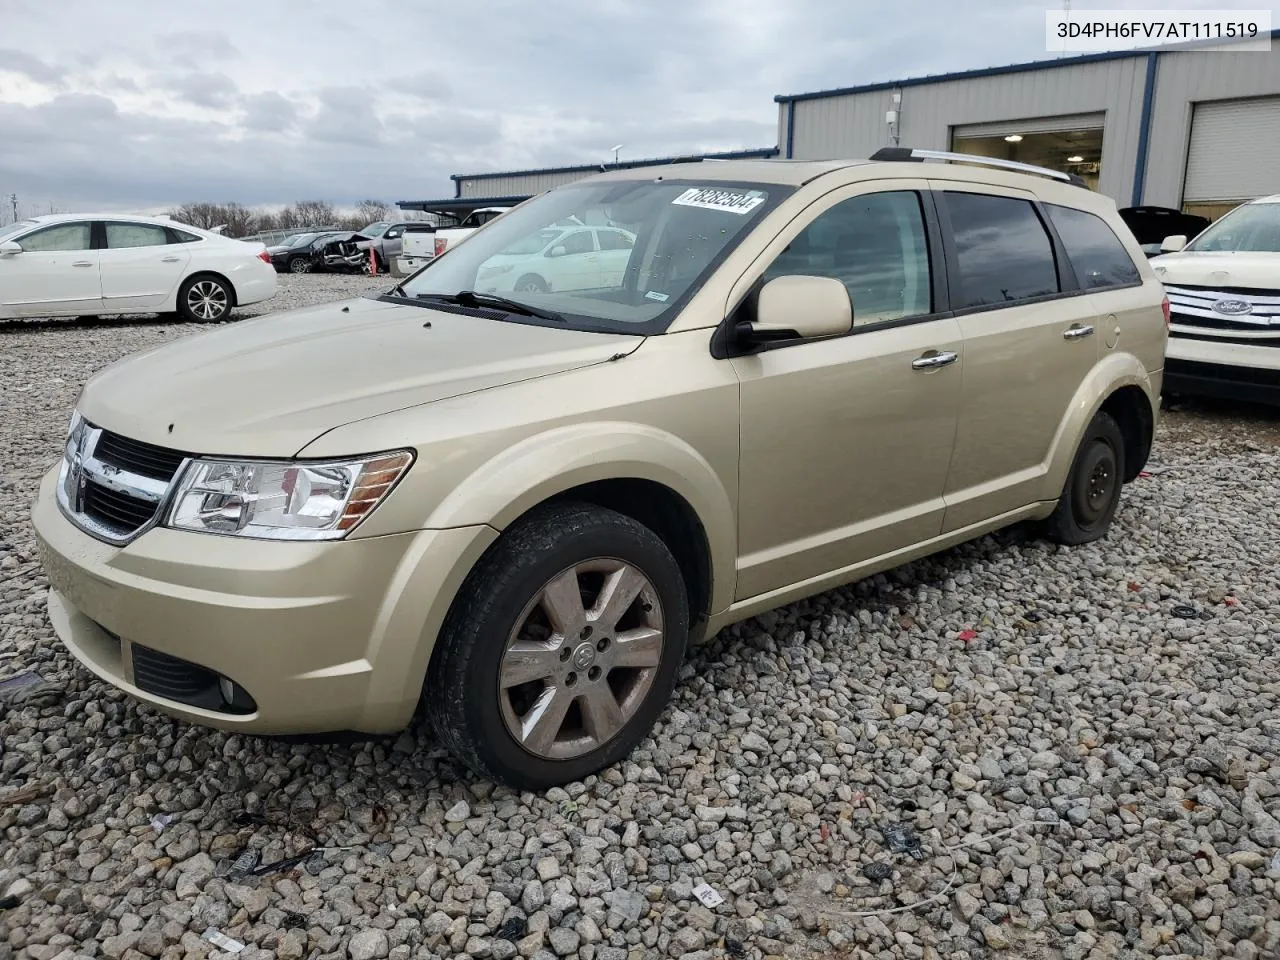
{"left": 548, "top": 245, "right": 567, "bottom": 258}
{"left": 0, "top": 240, "right": 22, "bottom": 255}
{"left": 741, "top": 275, "right": 853, "bottom": 342}
{"left": 1160, "top": 234, "right": 1187, "bottom": 253}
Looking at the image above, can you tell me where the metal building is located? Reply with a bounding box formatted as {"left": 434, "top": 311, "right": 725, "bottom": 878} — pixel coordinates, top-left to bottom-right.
{"left": 776, "top": 29, "right": 1280, "bottom": 218}
{"left": 398, "top": 147, "right": 778, "bottom": 221}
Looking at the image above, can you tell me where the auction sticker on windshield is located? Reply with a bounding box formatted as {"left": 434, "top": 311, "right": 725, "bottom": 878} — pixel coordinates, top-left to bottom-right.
{"left": 672, "top": 187, "right": 766, "bottom": 214}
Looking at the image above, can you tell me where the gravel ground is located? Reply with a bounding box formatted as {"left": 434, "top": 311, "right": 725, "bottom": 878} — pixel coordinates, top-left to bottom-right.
{"left": 2, "top": 274, "right": 1279, "bottom": 960}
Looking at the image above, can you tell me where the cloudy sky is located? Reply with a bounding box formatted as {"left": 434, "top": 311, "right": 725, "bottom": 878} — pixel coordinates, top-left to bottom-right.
{"left": 0, "top": 0, "right": 1273, "bottom": 213}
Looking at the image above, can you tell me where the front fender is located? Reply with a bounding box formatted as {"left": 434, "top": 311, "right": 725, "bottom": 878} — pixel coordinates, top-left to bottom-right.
{"left": 423, "top": 421, "right": 739, "bottom": 616}
{"left": 1041, "top": 352, "right": 1157, "bottom": 505}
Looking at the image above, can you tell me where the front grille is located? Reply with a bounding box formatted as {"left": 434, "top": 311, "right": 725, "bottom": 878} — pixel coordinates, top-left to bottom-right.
{"left": 1165, "top": 285, "right": 1280, "bottom": 329}
{"left": 81, "top": 478, "right": 157, "bottom": 535}
{"left": 94, "top": 431, "right": 187, "bottom": 482}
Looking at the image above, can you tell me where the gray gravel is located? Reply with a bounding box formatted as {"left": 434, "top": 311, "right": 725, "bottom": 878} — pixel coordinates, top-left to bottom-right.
{"left": 3, "top": 274, "right": 1280, "bottom": 959}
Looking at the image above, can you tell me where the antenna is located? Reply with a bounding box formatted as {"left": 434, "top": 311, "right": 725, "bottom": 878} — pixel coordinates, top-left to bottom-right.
{"left": 1060, "top": 0, "right": 1070, "bottom": 58}
{"left": 609, "top": 144, "right": 623, "bottom": 165}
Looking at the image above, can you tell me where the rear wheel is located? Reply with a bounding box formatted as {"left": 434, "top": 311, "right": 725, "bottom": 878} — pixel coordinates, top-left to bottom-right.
{"left": 426, "top": 501, "right": 689, "bottom": 790}
{"left": 1043, "top": 410, "right": 1125, "bottom": 545}
{"left": 177, "top": 275, "right": 232, "bottom": 323}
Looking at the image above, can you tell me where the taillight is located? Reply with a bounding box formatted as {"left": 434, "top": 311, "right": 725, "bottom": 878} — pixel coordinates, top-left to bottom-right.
{"left": 257, "top": 250, "right": 271, "bottom": 265}
{"left": 1161, "top": 294, "right": 1170, "bottom": 328}
{"left": 434, "top": 237, "right": 447, "bottom": 257}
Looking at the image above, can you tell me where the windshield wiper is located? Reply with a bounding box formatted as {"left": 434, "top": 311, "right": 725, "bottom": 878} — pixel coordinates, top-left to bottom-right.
{"left": 415, "top": 290, "right": 565, "bottom": 323}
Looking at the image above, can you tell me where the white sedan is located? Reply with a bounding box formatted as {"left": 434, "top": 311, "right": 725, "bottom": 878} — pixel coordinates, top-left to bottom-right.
{"left": 0, "top": 214, "right": 277, "bottom": 323}
{"left": 474, "top": 225, "right": 636, "bottom": 295}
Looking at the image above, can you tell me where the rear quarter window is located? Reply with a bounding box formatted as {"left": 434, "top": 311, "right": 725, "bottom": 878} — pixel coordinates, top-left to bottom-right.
{"left": 1046, "top": 204, "right": 1141, "bottom": 289}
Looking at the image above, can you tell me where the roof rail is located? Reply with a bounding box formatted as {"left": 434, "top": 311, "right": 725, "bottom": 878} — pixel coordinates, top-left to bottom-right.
{"left": 869, "top": 147, "right": 1088, "bottom": 188}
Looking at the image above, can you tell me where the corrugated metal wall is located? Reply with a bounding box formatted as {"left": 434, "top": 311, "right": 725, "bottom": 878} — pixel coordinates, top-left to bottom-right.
{"left": 1143, "top": 47, "right": 1280, "bottom": 207}
{"left": 457, "top": 169, "right": 602, "bottom": 199}
{"left": 787, "top": 57, "right": 1149, "bottom": 205}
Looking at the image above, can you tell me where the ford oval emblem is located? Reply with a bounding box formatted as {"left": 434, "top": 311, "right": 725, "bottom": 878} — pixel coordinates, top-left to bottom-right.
{"left": 1211, "top": 299, "right": 1253, "bottom": 316}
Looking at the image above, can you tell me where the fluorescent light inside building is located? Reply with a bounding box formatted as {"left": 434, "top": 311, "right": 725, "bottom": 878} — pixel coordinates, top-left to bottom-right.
{"left": 1067, "top": 155, "right": 1084, "bottom": 162}
{"left": 1004, "top": 134, "right": 1023, "bottom": 142}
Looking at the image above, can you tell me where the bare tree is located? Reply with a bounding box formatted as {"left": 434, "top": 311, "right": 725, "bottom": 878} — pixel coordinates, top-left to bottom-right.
{"left": 290, "top": 200, "right": 337, "bottom": 228}
{"left": 355, "top": 199, "right": 392, "bottom": 225}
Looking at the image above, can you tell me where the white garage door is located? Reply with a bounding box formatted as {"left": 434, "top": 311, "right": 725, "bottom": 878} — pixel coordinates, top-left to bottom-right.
{"left": 1185, "top": 97, "right": 1280, "bottom": 203}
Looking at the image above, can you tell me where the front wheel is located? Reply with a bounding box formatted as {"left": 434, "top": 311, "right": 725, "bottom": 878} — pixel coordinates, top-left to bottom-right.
{"left": 426, "top": 502, "right": 689, "bottom": 790}
{"left": 289, "top": 257, "right": 312, "bottom": 274}
{"left": 1042, "top": 410, "right": 1125, "bottom": 545}
{"left": 514, "top": 274, "right": 549, "bottom": 293}
{"left": 177, "top": 275, "right": 232, "bottom": 323}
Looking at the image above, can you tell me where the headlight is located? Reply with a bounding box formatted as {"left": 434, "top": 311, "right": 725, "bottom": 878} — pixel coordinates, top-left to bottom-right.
{"left": 167, "top": 450, "right": 413, "bottom": 540}
{"left": 66, "top": 408, "right": 83, "bottom": 441}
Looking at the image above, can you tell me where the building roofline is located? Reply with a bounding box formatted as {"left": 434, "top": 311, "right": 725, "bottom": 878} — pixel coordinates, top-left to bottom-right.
{"left": 450, "top": 146, "right": 779, "bottom": 184}
{"left": 775, "top": 28, "right": 1280, "bottom": 104}
{"left": 395, "top": 195, "right": 531, "bottom": 212}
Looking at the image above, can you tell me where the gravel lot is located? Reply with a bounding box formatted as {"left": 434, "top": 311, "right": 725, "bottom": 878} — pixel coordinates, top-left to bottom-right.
{"left": 2, "top": 274, "right": 1279, "bottom": 960}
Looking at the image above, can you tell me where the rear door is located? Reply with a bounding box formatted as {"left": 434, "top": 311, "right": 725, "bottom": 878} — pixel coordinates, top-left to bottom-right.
{"left": 0, "top": 220, "right": 102, "bottom": 318}
{"left": 594, "top": 228, "right": 635, "bottom": 287}
{"left": 933, "top": 184, "right": 1100, "bottom": 531}
{"left": 545, "top": 229, "right": 600, "bottom": 291}
{"left": 99, "top": 221, "right": 191, "bottom": 310}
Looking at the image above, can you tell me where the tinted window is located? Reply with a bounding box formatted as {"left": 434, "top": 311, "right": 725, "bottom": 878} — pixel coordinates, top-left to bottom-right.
{"left": 558, "top": 231, "right": 594, "bottom": 256}
{"left": 170, "top": 229, "right": 203, "bottom": 243}
{"left": 385, "top": 227, "right": 403, "bottom": 239}
{"left": 597, "top": 229, "right": 634, "bottom": 251}
{"left": 106, "top": 222, "right": 168, "bottom": 249}
{"left": 762, "top": 190, "right": 932, "bottom": 325}
{"left": 946, "top": 193, "right": 1059, "bottom": 308}
{"left": 1047, "top": 205, "right": 1140, "bottom": 289}
{"left": 19, "top": 223, "right": 92, "bottom": 252}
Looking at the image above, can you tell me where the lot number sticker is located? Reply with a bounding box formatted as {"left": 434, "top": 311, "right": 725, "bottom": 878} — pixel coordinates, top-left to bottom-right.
{"left": 672, "top": 187, "right": 765, "bottom": 215}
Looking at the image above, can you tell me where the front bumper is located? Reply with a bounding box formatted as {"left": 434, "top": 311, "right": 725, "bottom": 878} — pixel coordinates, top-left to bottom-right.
{"left": 1165, "top": 336, "right": 1280, "bottom": 405}
{"left": 32, "top": 465, "right": 496, "bottom": 734}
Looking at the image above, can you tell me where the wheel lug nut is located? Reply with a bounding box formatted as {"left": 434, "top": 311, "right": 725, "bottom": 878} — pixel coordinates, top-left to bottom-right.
{"left": 559, "top": 648, "right": 571, "bottom": 662}
{"left": 566, "top": 672, "right": 577, "bottom": 686}
{"left": 596, "top": 638, "right": 609, "bottom": 652}
{"left": 588, "top": 666, "right": 602, "bottom": 681}
{"left": 580, "top": 625, "right": 593, "bottom": 639}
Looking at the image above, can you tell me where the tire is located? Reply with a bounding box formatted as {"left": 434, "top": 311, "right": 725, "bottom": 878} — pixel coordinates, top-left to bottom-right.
{"left": 426, "top": 501, "right": 689, "bottom": 790}
{"left": 289, "top": 257, "right": 312, "bottom": 274}
{"left": 176, "top": 275, "right": 232, "bottom": 323}
{"left": 1043, "top": 410, "right": 1125, "bottom": 545}
{"left": 514, "top": 274, "right": 549, "bottom": 293}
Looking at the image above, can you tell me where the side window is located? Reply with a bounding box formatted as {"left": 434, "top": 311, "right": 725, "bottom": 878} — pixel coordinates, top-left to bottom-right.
{"left": 168, "top": 229, "right": 203, "bottom": 243}
{"left": 385, "top": 227, "right": 403, "bottom": 239}
{"left": 597, "top": 229, "right": 634, "bottom": 251}
{"left": 559, "top": 231, "right": 595, "bottom": 256}
{"left": 1046, "top": 204, "right": 1141, "bottom": 289}
{"left": 106, "top": 222, "right": 169, "bottom": 249}
{"left": 761, "top": 190, "right": 932, "bottom": 326}
{"left": 945, "top": 192, "right": 1060, "bottom": 307}
{"left": 18, "top": 222, "right": 92, "bottom": 252}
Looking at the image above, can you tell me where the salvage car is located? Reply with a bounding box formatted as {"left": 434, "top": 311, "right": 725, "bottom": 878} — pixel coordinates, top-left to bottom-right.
{"left": 33, "top": 149, "right": 1165, "bottom": 789}
{"left": 0, "top": 214, "right": 276, "bottom": 323}
{"left": 1153, "top": 194, "right": 1280, "bottom": 404}
{"left": 267, "top": 231, "right": 375, "bottom": 274}
{"left": 474, "top": 225, "right": 636, "bottom": 293}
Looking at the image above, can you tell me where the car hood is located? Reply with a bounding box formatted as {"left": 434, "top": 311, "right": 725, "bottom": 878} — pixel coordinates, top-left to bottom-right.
{"left": 78, "top": 296, "right": 642, "bottom": 457}
{"left": 1151, "top": 250, "right": 1280, "bottom": 288}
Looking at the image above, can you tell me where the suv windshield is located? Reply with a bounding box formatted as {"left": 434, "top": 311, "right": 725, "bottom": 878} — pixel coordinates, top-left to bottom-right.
{"left": 396, "top": 180, "right": 785, "bottom": 334}
{"left": 1185, "top": 203, "right": 1280, "bottom": 253}
{"left": 361, "top": 222, "right": 390, "bottom": 237}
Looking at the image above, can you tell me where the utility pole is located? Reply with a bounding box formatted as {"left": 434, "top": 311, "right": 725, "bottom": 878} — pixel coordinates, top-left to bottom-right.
{"left": 6, "top": 194, "right": 16, "bottom": 222}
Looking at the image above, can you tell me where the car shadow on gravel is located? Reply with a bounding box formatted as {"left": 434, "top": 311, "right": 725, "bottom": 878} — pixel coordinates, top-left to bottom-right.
{"left": 0, "top": 314, "right": 241, "bottom": 334}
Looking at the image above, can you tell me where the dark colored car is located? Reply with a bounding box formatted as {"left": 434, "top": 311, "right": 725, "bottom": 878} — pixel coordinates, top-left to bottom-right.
{"left": 267, "top": 232, "right": 376, "bottom": 274}
{"left": 1117, "top": 207, "right": 1211, "bottom": 258}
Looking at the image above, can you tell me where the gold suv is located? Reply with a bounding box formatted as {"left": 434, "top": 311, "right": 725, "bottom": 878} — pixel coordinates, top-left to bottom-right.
{"left": 32, "top": 149, "right": 1168, "bottom": 789}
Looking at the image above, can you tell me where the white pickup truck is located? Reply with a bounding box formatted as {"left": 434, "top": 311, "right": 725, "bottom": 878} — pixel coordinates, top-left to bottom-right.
{"left": 394, "top": 206, "right": 511, "bottom": 276}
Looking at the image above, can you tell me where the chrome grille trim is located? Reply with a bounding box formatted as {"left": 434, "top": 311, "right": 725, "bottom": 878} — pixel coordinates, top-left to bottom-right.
{"left": 1164, "top": 285, "right": 1280, "bottom": 327}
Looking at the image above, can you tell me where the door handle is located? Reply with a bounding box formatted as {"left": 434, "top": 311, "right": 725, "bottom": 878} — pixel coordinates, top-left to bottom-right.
{"left": 911, "top": 350, "right": 959, "bottom": 370}
{"left": 161, "top": 256, "right": 182, "bottom": 263}
{"left": 72, "top": 261, "right": 93, "bottom": 267}
{"left": 1063, "top": 323, "right": 1095, "bottom": 340}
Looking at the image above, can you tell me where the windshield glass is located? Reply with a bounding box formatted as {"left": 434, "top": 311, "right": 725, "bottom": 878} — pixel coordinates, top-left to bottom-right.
{"left": 1185, "top": 203, "right": 1280, "bottom": 253}
{"left": 397, "top": 179, "right": 785, "bottom": 334}
{"left": 362, "top": 222, "right": 390, "bottom": 237}
{"left": 0, "top": 219, "right": 38, "bottom": 241}
{"left": 289, "top": 233, "right": 318, "bottom": 246}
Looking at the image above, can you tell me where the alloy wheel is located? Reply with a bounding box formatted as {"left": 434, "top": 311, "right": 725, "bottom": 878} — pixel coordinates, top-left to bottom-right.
{"left": 186, "top": 280, "right": 228, "bottom": 321}
{"left": 499, "top": 559, "right": 664, "bottom": 760}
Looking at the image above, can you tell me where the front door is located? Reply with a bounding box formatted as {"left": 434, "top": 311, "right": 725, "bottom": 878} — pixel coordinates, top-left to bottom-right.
{"left": 593, "top": 228, "right": 635, "bottom": 287}
{"left": 0, "top": 221, "right": 102, "bottom": 318}
{"left": 931, "top": 184, "right": 1103, "bottom": 532}
{"left": 544, "top": 229, "right": 600, "bottom": 291}
{"left": 99, "top": 221, "right": 191, "bottom": 311}
{"left": 733, "top": 182, "right": 963, "bottom": 600}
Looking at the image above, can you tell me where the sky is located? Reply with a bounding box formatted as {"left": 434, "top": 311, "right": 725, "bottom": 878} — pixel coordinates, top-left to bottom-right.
{"left": 0, "top": 0, "right": 1274, "bottom": 214}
